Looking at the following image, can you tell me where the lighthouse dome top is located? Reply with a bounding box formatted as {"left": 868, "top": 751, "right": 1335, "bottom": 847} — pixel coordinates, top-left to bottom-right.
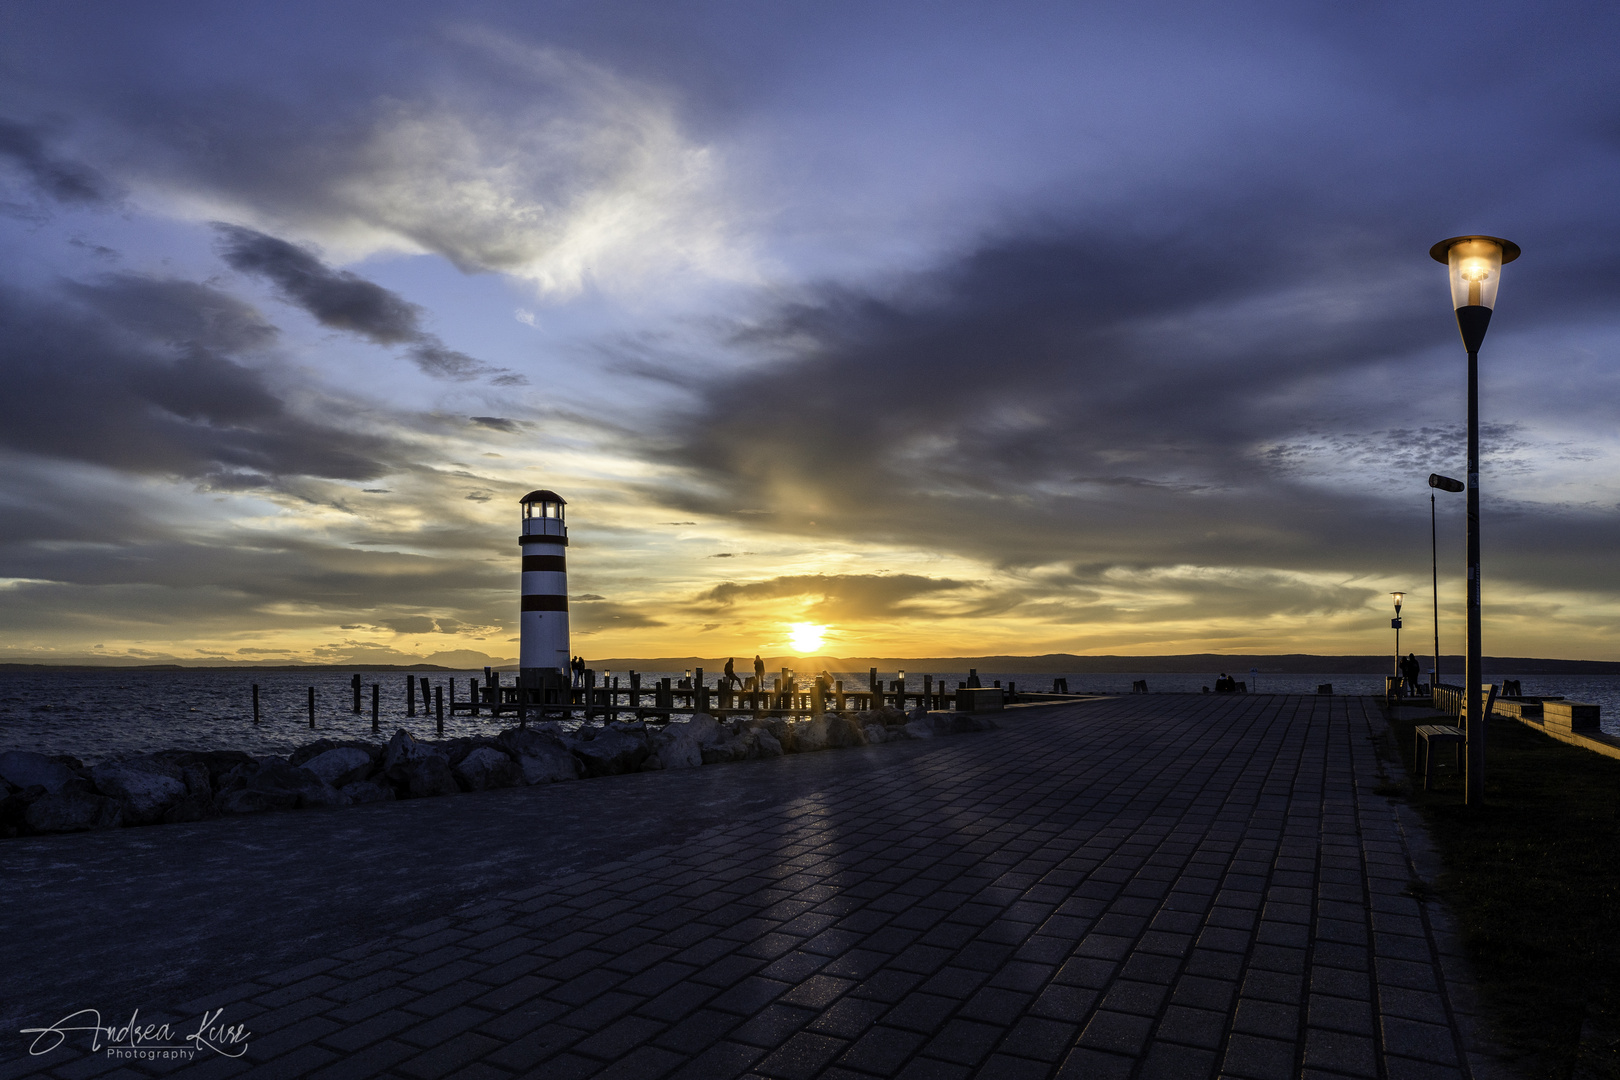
{"left": 519, "top": 490, "right": 566, "bottom": 505}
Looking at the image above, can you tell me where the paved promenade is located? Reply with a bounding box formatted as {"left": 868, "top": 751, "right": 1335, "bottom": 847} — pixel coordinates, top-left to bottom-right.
{"left": 5, "top": 695, "right": 1496, "bottom": 1079}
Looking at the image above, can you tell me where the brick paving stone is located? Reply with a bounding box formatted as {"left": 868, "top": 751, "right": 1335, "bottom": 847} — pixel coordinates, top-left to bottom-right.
{"left": 6, "top": 696, "right": 1495, "bottom": 1080}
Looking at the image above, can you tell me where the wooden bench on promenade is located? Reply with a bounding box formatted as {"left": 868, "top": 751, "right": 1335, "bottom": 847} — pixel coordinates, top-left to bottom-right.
{"left": 1415, "top": 723, "right": 1466, "bottom": 790}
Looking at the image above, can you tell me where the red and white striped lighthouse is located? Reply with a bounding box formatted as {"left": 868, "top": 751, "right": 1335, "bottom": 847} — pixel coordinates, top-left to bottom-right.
{"left": 519, "top": 489, "right": 569, "bottom": 686}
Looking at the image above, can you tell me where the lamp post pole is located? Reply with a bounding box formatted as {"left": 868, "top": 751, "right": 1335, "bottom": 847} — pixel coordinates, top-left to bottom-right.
{"left": 1428, "top": 473, "right": 1464, "bottom": 693}
{"left": 1432, "top": 491, "right": 1439, "bottom": 688}
{"left": 1391, "top": 592, "right": 1405, "bottom": 684}
{"left": 1432, "top": 236, "right": 1519, "bottom": 808}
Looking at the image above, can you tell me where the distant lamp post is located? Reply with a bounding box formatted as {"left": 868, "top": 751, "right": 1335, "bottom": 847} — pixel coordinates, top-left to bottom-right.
{"left": 1427, "top": 473, "right": 1465, "bottom": 693}
{"left": 1390, "top": 591, "right": 1406, "bottom": 683}
{"left": 1431, "top": 235, "right": 1520, "bottom": 807}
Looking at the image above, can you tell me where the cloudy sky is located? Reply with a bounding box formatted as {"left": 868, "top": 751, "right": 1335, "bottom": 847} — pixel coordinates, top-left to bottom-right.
{"left": 1, "top": 0, "right": 1617, "bottom": 666}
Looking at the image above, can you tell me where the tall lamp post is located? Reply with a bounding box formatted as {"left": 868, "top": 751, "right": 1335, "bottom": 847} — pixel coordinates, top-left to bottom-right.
{"left": 1431, "top": 235, "right": 1520, "bottom": 807}
{"left": 1428, "top": 473, "right": 1464, "bottom": 692}
{"left": 1390, "top": 591, "right": 1405, "bottom": 685}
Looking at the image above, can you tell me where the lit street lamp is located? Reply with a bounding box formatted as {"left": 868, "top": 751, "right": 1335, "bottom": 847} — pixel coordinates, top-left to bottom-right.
{"left": 1431, "top": 235, "right": 1520, "bottom": 807}
{"left": 1390, "top": 591, "right": 1405, "bottom": 689}
{"left": 1428, "top": 473, "right": 1464, "bottom": 693}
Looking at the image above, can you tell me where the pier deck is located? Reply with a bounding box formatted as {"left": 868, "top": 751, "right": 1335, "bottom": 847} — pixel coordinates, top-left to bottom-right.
{"left": 2, "top": 694, "right": 1497, "bottom": 1078}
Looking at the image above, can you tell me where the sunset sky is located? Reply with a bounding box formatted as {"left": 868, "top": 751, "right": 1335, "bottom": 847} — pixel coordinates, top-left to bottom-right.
{"left": 2, "top": 1, "right": 1618, "bottom": 666}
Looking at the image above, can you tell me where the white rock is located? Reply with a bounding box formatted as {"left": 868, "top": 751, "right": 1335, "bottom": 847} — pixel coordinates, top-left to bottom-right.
{"left": 794, "top": 716, "right": 829, "bottom": 752}
{"left": 302, "top": 747, "right": 373, "bottom": 789}
{"left": 0, "top": 750, "right": 75, "bottom": 793}
{"left": 91, "top": 758, "right": 188, "bottom": 825}
{"left": 454, "top": 747, "right": 522, "bottom": 790}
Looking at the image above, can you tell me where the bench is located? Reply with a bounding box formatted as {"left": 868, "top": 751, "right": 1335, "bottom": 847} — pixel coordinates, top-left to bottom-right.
{"left": 1544, "top": 700, "right": 1601, "bottom": 732}
{"left": 1414, "top": 724, "right": 1465, "bottom": 790}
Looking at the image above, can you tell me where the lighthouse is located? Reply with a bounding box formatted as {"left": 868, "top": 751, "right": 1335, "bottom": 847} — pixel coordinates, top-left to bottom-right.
{"left": 519, "top": 489, "right": 569, "bottom": 687}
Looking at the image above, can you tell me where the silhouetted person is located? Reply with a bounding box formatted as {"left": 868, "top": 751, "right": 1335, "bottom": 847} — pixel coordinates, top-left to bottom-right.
{"left": 1402, "top": 653, "right": 1421, "bottom": 694}
{"left": 723, "top": 657, "right": 739, "bottom": 688}
{"left": 754, "top": 654, "right": 765, "bottom": 688}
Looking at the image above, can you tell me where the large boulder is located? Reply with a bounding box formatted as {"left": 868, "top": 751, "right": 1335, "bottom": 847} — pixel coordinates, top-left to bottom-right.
{"left": 0, "top": 751, "right": 76, "bottom": 794}
{"left": 645, "top": 727, "right": 703, "bottom": 770}
{"left": 794, "top": 716, "right": 830, "bottom": 753}
{"left": 218, "top": 757, "right": 345, "bottom": 813}
{"left": 302, "top": 747, "right": 375, "bottom": 789}
{"left": 383, "top": 730, "right": 460, "bottom": 798}
{"left": 760, "top": 717, "right": 796, "bottom": 753}
{"left": 572, "top": 725, "right": 650, "bottom": 777}
{"left": 341, "top": 780, "right": 396, "bottom": 804}
{"left": 903, "top": 719, "right": 936, "bottom": 740}
{"left": 25, "top": 791, "right": 123, "bottom": 833}
{"left": 500, "top": 728, "right": 581, "bottom": 784}
{"left": 91, "top": 756, "right": 188, "bottom": 826}
{"left": 453, "top": 747, "right": 522, "bottom": 791}
{"left": 680, "top": 713, "right": 723, "bottom": 745}
{"left": 825, "top": 715, "right": 868, "bottom": 749}
{"left": 755, "top": 729, "right": 784, "bottom": 758}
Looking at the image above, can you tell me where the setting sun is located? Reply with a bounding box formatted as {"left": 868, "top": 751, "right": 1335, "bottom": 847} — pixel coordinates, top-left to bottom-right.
{"left": 788, "top": 623, "right": 826, "bottom": 653}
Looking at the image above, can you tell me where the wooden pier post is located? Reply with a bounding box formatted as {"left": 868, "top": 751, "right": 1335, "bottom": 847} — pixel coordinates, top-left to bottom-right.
{"left": 869, "top": 668, "right": 880, "bottom": 710}
{"left": 923, "top": 674, "right": 932, "bottom": 711}
{"left": 812, "top": 677, "right": 825, "bottom": 716}
{"left": 307, "top": 686, "right": 315, "bottom": 728}
{"left": 351, "top": 673, "right": 361, "bottom": 713}
{"left": 371, "top": 684, "right": 379, "bottom": 732}
{"left": 252, "top": 683, "right": 260, "bottom": 724}
{"left": 407, "top": 674, "right": 416, "bottom": 717}
{"left": 630, "top": 671, "right": 641, "bottom": 710}
{"left": 835, "top": 680, "right": 845, "bottom": 712}
{"left": 517, "top": 688, "right": 527, "bottom": 729}
{"left": 435, "top": 685, "right": 444, "bottom": 736}
{"left": 469, "top": 675, "right": 479, "bottom": 716}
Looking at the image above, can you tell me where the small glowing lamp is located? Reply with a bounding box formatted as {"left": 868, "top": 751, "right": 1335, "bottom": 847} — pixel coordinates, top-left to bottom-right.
{"left": 1391, "top": 591, "right": 1405, "bottom": 615}
{"left": 1430, "top": 235, "right": 1520, "bottom": 353}
{"left": 1431, "top": 236, "right": 1518, "bottom": 311}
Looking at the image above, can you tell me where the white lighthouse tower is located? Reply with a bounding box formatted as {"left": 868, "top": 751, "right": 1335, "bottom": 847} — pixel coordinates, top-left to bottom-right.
{"left": 519, "top": 489, "right": 569, "bottom": 687}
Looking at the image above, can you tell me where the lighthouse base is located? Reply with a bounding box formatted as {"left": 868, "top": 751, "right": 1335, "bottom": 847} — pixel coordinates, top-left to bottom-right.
{"left": 520, "top": 667, "right": 566, "bottom": 690}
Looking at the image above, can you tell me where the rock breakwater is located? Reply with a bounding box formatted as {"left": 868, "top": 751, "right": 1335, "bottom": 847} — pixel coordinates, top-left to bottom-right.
{"left": 0, "top": 707, "right": 998, "bottom": 838}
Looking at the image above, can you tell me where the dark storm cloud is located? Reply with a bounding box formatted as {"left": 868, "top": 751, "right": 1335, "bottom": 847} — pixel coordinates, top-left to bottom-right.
{"left": 214, "top": 224, "right": 525, "bottom": 384}
{"left": 0, "top": 274, "right": 400, "bottom": 484}
{"left": 701, "top": 574, "right": 970, "bottom": 621}
{"left": 0, "top": 117, "right": 116, "bottom": 205}
{"left": 650, "top": 201, "right": 1620, "bottom": 595}
{"left": 215, "top": 224, "right": 419, "bottom": 343}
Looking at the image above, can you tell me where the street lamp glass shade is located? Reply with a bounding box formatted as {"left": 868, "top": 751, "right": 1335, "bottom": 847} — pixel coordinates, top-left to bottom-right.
{"left": 1429, "top": 236, "right": 1520, "bottom": 311}
{"left": 1391, "top": 591, "right": 1405, "bottom": 612}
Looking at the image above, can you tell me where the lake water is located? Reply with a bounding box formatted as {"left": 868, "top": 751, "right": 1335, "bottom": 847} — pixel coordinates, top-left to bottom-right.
{"left": 1, "top": 667, "right": 1615, "bottom": 765}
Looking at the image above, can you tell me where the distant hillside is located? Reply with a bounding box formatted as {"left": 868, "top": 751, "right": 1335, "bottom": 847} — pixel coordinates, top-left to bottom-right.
{"left": 584, "top": 653, "right": 1620, "bottom": 675}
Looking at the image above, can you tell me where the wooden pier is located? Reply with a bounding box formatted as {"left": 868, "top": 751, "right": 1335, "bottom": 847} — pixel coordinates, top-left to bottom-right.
{"left": 402, "top": 666, "right": 1033, "bottom": 723}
